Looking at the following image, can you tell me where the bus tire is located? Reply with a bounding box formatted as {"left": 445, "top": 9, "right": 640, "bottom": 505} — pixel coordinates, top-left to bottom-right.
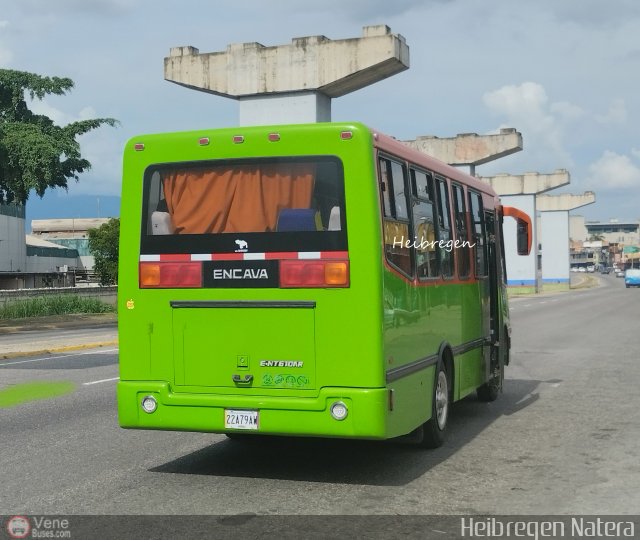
{"left": 477, "top": 349, "right": 502, "bottom": 402}
{"left": 418, "top": 360, "right": 450, "bottom": 448}
{"left": 476, "top": 374, "right": 501, "bottom": 402}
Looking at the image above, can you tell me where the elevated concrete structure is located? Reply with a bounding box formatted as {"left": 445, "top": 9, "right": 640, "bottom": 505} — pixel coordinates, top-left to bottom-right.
{"left": 536, "top": 193, "right": 596, "bottom": 288}
{"left": 536, "top": 192, "right": 596, "bottom": 212}
{"left": 479, "top": 169, "right": 570, "bottom": 196}
{"left": 478, "top": 170, "right": 571, "bottom": 292}
{"left": 404, "top": 128, "right": 523, "bottom": 174}
{"left": 165, "top": 25, "right": 410, "bottom": 125}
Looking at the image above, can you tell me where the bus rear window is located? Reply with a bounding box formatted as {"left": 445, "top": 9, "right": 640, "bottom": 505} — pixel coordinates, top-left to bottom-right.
{"left": 140, "top": 157, "right": 347, "bottom": 255}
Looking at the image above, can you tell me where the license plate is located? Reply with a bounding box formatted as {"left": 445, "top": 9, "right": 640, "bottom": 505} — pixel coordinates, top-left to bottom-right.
{"left": 225, "top": 409, "right": 259, "bottom": 430}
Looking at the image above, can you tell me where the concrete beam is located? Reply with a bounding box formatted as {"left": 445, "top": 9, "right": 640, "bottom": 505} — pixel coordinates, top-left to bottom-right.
{"left": 164, "top": 25, "right": 409, "bottom": 99}
{"left": 536, "top": 192, "right": 596, "bottom": 212}
{"left": 404, "top": 128, "right": 522, "bottom": 167}
{"left": 478, "top": 169, "right": 570, "bottom": 195}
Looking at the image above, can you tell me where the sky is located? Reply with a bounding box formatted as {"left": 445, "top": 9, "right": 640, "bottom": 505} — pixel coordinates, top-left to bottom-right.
{"left": 1, "top": 0, "right": 639, "bottom": 225}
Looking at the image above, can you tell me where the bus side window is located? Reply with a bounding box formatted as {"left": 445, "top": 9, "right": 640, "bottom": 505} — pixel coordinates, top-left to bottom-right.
{"left": 435, "top": 178, "right": 453, "bottom": 278}
{"left": 390, "top": 160, "right": 408, "bottom": 220}
{"left": 469, "top": 190, "right": 488, "bottom": 277}
{"left": 452, "top": 184, "right": 470, "bottom": 279}
{"left": 379, "top": 159, "right": 393, "bottom": 218}
{"left": 379, "top": 157, "right": 413, "bottom": 277}
{"left": 411, "top": 168, "right": 439, "bottom": 279}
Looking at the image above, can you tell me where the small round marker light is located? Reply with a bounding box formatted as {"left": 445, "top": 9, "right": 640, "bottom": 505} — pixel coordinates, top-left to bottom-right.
{"left": 141, "top": 395, "right": 158, "bottom": 414}
{"left": 330, "top": 401, "right": 348, "bottom": 421}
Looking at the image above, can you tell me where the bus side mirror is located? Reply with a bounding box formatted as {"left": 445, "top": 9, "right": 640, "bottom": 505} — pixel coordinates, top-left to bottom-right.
{"left": 516, "top": 219, "right": 529, "bottom": 256}
{"left": 501, "top": 206, "right": 532, "bottom": 256}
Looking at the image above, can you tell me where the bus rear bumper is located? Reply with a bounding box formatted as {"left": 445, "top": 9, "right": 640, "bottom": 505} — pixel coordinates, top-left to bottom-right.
{"left": 117, "top": 381, "right": 389, "bottom": 439}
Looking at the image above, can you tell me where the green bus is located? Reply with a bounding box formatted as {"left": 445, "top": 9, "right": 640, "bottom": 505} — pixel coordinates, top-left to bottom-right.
{"left": 117, "top": 121, "right": 531, "bottom": 447}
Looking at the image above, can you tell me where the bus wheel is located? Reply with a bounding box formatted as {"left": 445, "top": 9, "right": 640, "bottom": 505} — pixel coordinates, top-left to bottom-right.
{"left": 418, "top": 360, "right": 450, "bottom": 448}
{"left": 477, "top": 350, "right": 502, "bottom": 402}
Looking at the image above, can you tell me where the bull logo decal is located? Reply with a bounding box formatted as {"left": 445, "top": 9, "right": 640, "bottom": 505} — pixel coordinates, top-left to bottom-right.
{"left": 235, "top": 239, "right": 248, "bottom": 252}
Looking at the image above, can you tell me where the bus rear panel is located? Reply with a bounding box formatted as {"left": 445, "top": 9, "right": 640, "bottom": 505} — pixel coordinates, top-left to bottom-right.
{"left": 118, "top": 123, "right": 396, "bottom": 439}
{"left": 118, "top": 121, "right": 522, "bottom": 444}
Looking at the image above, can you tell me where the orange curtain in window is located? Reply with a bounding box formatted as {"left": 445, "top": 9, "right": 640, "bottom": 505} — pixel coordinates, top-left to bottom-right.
{"left": 162, "top": 164, "right": 315, "bottom": 234}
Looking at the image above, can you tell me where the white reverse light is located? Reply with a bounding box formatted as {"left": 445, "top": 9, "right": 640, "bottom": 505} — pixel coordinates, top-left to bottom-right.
{"left": 141, "top": 395, "right": 158, "bottom": 414}
{"left": 330, "top": 401, "right": 348, "bottom": 421}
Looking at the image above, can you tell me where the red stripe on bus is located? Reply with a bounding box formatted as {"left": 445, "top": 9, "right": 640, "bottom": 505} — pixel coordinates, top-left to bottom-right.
{"left": 321, "top": 251, "right": 349, "bottom": 259}
{"left": 159, "top": 254, "right": 192, "bottom": 262}
{"left": 265, "top": 252, "right": 298, "bottom": 260}
{"left": 211, "top": 253, "right": 244, "bottom": 261}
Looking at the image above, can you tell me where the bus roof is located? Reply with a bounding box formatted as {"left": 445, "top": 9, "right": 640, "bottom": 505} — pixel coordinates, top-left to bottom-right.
{"left": 126, "top": 121, "right": 498, "bottom": 202}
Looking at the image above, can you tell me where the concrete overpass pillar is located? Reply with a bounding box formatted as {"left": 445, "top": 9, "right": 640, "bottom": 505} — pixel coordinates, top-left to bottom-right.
{"left": 536, "top": 192, "right": 596, "bottom": 289}
{"left": 478, "top": 170, "right": 571, "bottom": 292}
{"left": 404, "top": 128, "right": 523, "bottom": 174}
{"left": 164, "top": 25, "right": 410, "bottom": 125}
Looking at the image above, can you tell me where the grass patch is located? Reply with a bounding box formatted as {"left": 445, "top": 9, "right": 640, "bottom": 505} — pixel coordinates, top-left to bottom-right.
{"left": 0, "top": 381, "right": 76, "bottom": 408}
{"left": 572, "top": 275, "right": 599, "bottom": 290}
{"left": 542, "top": 283, "right": 570, "bottom": 293}
{"left": 0, "top": 295, "right": 115, "bottom": 320}
{"left": 508, "top": 286, "right": 537, "bottom": 296}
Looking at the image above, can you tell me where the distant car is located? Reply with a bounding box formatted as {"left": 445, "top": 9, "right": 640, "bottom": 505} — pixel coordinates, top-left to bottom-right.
{"left": 586, "top": 265, "right": 595, "bottom": 272}
{"left": 600, "top": 267, "right": 611, "bottom": 274}
{"left": 578, "top": 267, "right": 586, "bottom": 272}
{"left": 625, "top": 269, "right": 640, "bottom": 288}
{"left": 616, "top": 269, "right": 625, "bottom": 278}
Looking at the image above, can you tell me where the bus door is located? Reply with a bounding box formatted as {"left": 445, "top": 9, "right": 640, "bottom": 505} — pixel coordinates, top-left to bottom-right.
{"left": 484, "top": 210, "right": 501, "bottom": 380}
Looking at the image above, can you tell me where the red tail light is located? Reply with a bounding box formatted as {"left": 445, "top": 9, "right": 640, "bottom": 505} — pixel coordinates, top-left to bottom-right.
{"left": 279, "top": 260, "right": 349, "bottom": 288}
{"left": 139, "top": 262, "right": 202, "bottom": 288}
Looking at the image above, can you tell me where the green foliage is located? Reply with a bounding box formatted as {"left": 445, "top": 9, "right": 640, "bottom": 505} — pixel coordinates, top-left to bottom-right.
{"left": 0, "top": 68, "right": 118, "bottom": 204}
{"left": 0, "top": 295, "right": 115, "bottom": 319}
{"left": 88, "top": 218, "right": 120, "bottom": 285}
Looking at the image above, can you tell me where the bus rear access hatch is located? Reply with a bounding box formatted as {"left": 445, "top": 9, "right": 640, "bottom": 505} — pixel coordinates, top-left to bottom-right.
{"left": 171, "top": 301, "right": 317, "bottom": 392}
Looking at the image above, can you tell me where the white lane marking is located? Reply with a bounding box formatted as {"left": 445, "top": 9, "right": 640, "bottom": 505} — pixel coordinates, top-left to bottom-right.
{"left": 83, "top": 377, "right": 120, "bottom": 386}
{"left": 0, "top": 348, "right": 118, "bottom": 367}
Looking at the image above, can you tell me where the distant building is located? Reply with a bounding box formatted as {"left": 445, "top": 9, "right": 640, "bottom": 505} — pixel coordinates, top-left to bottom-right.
{"left": 0, "top": 206, "right": 110, "bottom": 289}
{"left": 0, "top": 204, "right": 27, "bottom": 288}
{"left": 30, "top": 218, "right": 111, "bottom": 283}
{"left": 25, "top": 235, "right": 79, "bottom": 287}
{"left": 570, "top": 218, "right": 640, "bottom": 270}
{"left": 584, "top": 219, "right": 640, "bottom": 246}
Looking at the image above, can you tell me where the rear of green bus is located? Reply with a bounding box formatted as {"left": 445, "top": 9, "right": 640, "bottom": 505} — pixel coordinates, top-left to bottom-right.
{"left": 117, "top": 122, "right": 391, "bottom": 439}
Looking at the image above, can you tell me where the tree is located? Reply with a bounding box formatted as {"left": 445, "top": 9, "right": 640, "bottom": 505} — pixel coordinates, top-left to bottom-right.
{"left": 0, "top": 68, "right": 117, "bottom": 204}
{"left": 88, "top": 218, "right": 120, "bottom": 285}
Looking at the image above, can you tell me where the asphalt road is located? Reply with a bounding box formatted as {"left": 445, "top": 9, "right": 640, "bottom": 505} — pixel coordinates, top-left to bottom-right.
{"left": 1, "top": 275, "right": 639, "bottom": 518}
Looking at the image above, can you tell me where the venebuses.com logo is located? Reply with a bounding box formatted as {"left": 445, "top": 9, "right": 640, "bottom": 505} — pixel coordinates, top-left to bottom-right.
{"left": 4, "top": 515, "right": 71, "bottom": 538}
{"left": 5, "top": 516, "right": 30, "bottom": 539}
